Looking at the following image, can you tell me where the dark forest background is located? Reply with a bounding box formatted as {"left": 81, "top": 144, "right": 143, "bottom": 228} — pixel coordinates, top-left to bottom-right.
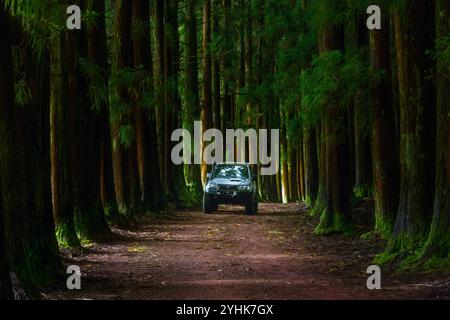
{"left": 0, "top": 0, "right": 449, "bottom": 299}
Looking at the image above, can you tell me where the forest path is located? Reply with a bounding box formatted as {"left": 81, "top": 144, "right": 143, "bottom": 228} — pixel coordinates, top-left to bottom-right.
{"left": 44, "top": 203, "right": 449, "bottom": 300}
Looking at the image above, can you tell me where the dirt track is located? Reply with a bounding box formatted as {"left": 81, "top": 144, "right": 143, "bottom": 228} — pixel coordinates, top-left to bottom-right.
{"left": 43, "top": 203, "right": 450, "bottom": 300}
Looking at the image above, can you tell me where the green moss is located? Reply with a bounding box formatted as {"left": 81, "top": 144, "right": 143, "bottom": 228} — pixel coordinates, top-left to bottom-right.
{"left": 170, "top": 181, "right": 201, "bottom": 209}
{"left": 14, "top": 240, "right": 63, "bottom": 297}
{"left": 374, "top": 232, "right": 425, "bottom": 266}
{"left": 74, "top": 205, "right": 111, "bottom": 242}
{"left": 353, "top": 184, "right": 372, "bottom": 200}
{"left": 314, "top": 209, "right": 353, "bottom": 236}
{"left": 305, "top": 195, "right": 316, "bottom": 210}
{"left": 310, "top": 196, "right": 324, "bottom": 217}
{"left": 423, "top": 256, "right": 450, "bottom": 270}
{"left": 374, "top": 212, "right": 395, "bottom": 239}
{"left": 55, "top": 222, "right": 80, "bottom": 248}
{"left": 421, "top": 223, "right": 450, "bottom": 259}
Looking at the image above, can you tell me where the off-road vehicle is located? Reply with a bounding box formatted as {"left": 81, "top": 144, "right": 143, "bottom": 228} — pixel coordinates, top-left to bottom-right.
{"left": 203, "top": 163, "right": 258, "bottom": 215}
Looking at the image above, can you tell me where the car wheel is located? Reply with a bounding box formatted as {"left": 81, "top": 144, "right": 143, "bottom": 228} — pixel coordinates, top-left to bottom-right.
{"left": 245, "top": 199, "right": 256, "bottom": 216}
{"left": 212, "top": 201, "right": 219, "bottom": 212}
{"left": 203, "top": 194, "right": 213, "bottom": 214}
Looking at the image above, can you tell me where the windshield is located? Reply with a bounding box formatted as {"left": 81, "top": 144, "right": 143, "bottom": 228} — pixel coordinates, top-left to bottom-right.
{"left": 212, "top": 165, "right": 249, "bottom": 180}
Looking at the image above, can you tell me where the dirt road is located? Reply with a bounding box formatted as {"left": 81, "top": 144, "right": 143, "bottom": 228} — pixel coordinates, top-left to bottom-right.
{"left": 43, "top": 203, "right": 450, "bottom": 300}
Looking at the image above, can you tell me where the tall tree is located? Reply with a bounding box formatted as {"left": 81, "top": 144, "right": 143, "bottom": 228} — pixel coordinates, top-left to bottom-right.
{"left": 0, "top": 4, "right": 61, "bottom": 289}
{"left": 369, "top": 8, "right": 399, "bottom": 238}
{"left": 131, "top": 0, "right": 164, "bottom": 211}
{"left": 351, "top": 11, "right": 372, "bottom": 198}
{"left": 212, "top": 0, "right": 221, "bottom": 130}
{"left": 86, "top": 0, "right": 123, "bottom": 224}
{"left": 201, "top": 0, "right": 213, "bottom": 185}
{"left": 184, "top": 0, "right": 203, "bottom": 198}
{"left": 304, "top": 127, "right": 318, "bottom": 207}
{"left": 50, "top": 29, "right": 80, "bottom": 247}
{"left": 111, "top": 0, "right": 141, "bottom": 216}
{"left": 314, "top": 10, "right": 351, "bottom": 235}
{"left": 380, "top": 1, "right": 436, "bottom": 260}
{"left": 0, "top": 2, "right": 14, "bottom": 299}
{"left": 221, "top": 0, "right": 233, "bottom": 132}
{"left": 422, "top": 0, "right": 450, "bottom": 258}
{"left": 67, "top": 1, "right": 110, "bottom": 240}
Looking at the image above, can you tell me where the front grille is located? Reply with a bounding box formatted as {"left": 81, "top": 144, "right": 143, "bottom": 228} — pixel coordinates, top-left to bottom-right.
{"left": 218, "top": 185, "right": 237, "bottom": 192}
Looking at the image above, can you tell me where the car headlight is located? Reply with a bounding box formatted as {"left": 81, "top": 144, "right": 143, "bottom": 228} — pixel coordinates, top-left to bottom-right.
{"left": 206, "top": 183, "right": 219, "bottom": 192}
{"left": 238, "top": 185, "right": 252, "bottom": 191}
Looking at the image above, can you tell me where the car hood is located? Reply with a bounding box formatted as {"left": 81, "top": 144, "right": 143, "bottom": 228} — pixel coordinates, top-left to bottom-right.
{"left": 209, "top": 178, "right": 251, "bottom": 186}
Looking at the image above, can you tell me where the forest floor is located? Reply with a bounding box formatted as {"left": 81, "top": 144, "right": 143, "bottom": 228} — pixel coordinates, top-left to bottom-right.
{"left": 42, "top": 203, "right": 450, "bottom": 300}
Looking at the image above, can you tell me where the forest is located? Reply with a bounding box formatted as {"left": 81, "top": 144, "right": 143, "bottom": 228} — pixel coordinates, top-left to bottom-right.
{"left": 0, "top": 0, "right": 449, "bottom": 300}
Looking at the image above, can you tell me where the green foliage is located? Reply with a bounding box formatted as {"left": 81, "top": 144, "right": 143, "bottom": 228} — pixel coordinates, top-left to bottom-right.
{"left": 109, "top": 65, "right": 154, "bottom": 127}
{"left": 118, "top": 124, "right": 135, "bottom": 148}
{"left": 14, "top": 78, "right": 32, "bottom": 106}
{"left": 5, "top": 0, "right": 65, "bottom": 55}
{"left": 435, "top": 36, "right": 450, "bottom": 72}
{"left": 300, "top": 49, "right": 371, "bottom": 130}
{"left": 79, "top": 58, "right": 108, "bottom": 112}
{"left": 300, "top": 51, "right": 343, "bottom": 127}
{"left": 308, "top": 0, "right": 346, "bottom": 32}
{"left": 84, "top": 8, "right": 100, "bottom": 31}
{"left": 131, "top": 17, "right": 148, "bottom": 41}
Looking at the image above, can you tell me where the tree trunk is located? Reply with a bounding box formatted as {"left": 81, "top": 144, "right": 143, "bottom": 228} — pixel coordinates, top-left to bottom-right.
{"left": 50, "top": 31, "right": 79, "bottom": 247}
{"left": 222, "top": 0, "right": 233, "bottom": 132}
{"left": 1, "top": 10, "right": 61, "bottom": 290}
{"left": 67, "top": 1, "right": 110, "bottom": 240}
{"left": 201, "top": 0, "right": 213, "bottom": 185}
{"left": 112, "top": 0, "right": 140, "bottom": 216}
{"left": 165, "top": 0, "right": 191, "bottom": 206}
{"left": 384, "top": 1, "right": 436, "bottom": 257}
{"left": 87, "top": 0, "right": 122, "bottom": 224}
{"left": 369, "top": 11, "right": 399, "bottom": 238}
{"left": 184, "top": 0, "right": 203, "bottom": 199}
{"left": 0, "top": 4, "right": 13, "bottom": 299}
{"left": 212, "top": 2, "right": 221, "bottom": 130}
{"left": 132, "top": 0, "right": 164, "bottom": 211}
{"left": 423, "top": 0, "right": 450, "bottom": 258}
{"left": 315, "top": 25, "right": 351, "bottom": 235}
{"left": 154, "top": 0, "right": 166, "bottom": 194}
{"left": 352, "top": 8, "right": 372, "bottom": 199}
{"left": 304, "top": 126, "right": 318, "bottom": 207}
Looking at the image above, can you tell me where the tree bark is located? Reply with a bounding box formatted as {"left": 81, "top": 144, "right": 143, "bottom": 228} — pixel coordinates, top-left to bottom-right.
{"left": 304, "top": 127, "right": 318, "bottom": 207}
{"left": 0, "top": 4, "right": 13, "bottom": 299}
{"left": 201, "top": 0, "right": 213, "bottom": 185}
{"left": 112, "top": 0, "right": 141, "bottom": 216}
{"left": 184, "top": 0, "right": 203, "bottom": 199}
{"left": 423, "top": 0, "right": 450, "bottom": 258}
{"left": 67, "top": 1, "right": 110, "bottom": 240}
{"left": 386, "top": 1, "right": 436, "bottom": 256}
{"left": 1, "top": 9, "right": 61, "bottom": 290}
{"left": 50, "top": 31, "right": 79, "bottom": 247}
{"left": 87, "top": 0, "right": 122, "bottom": 224}
{"left": 369, "top": 11, "right": 399, "bottom": 238}
{"left": 315, "top": 24, "right": 351, "bottom": 234}
{"left": 132, "top": 0, "right": 164, "bottom": 211}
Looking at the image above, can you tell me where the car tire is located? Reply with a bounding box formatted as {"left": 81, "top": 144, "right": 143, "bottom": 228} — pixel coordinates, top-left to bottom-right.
{"left": 212, "top": 201, "right": 219, "bottom": 212}
{"left": 203, "top": 194, "right": 213, "bottom": 214}
{"left": 245, "top": 198, "right": 256, "bottom": 216}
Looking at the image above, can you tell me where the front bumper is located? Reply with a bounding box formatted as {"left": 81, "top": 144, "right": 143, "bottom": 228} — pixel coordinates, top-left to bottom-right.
{"left": 206, "top": 190, "right": 252, "bottom": 205}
